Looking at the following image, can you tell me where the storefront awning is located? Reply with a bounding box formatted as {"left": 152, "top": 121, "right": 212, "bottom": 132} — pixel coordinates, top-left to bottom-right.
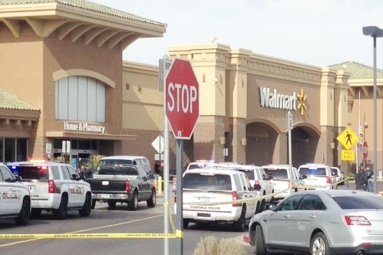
{"left": 46, "top": 131, "right": 136, "bottom": 140}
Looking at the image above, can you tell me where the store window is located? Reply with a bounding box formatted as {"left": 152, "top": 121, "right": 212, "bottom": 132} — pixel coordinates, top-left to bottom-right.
{"left": 4, "top": 138, "right": 15, "bottom": 163}
{"left": 16, "top": 139, "right": 27, "bottom": 161}
{"left": 55, "top": 76, "right": 105, "bottom": 122}
{"left": 0, "top": 138, "right": 3, "bottom": 163}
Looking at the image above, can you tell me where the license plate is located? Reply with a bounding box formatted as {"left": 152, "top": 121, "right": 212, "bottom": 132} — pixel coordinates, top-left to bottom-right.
{"left": 102, "top": 181, "right": 109, "bottom": 185}
{"left": 101, "top": 194, "right": 110, "bottom": 199}
{"left": 197, "top": 213, "right": 211, "bottom": 217}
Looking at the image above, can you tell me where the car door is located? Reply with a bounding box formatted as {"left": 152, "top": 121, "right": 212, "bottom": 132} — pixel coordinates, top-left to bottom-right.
{"left": 0, "top": 166, "right": 22, "bottom": 214}
{"left": 67, "top": 165, "right": 86, "bottom": 207}
{"left": 266, "top": 194, "right": 304, "bottom": 246}
{"left": 293, "top": 194, "right": 326, "bottom": 246}
{"left": 137, "top": 165, "right": 151, "bottom": 200}
{"left": 239, "top": 173, "right": 256, "bottom": 219}
{"left": 60, "top": 165, "right": 78, "bottom": 207}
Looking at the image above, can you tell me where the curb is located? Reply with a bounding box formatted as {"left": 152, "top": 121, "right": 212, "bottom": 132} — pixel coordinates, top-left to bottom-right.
{"left": 243, "top": 233, "right": 249, "bottom": 244}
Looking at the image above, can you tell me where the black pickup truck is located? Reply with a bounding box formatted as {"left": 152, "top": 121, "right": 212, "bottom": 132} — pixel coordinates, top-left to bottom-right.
{"left": 86, "top": 164, "right": 156, "bottom": 210}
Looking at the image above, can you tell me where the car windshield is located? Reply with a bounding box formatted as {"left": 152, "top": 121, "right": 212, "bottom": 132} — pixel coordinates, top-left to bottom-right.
{"left": 263, "top": 168, "right": 288, "bottom": 180}
{"left": 98, "top": 166, "right": 138, "bottom": 176}
{"left": 237, "top": 169, "right": 255, "bottom": 179}
{"left": 183, "top": 173, "right": 232, "bottom": 191}
{"left": 333, "top": 196, "right": 383, "bottom": 209}
{"left": 97, "top": 159, "right": 133, "bottom": 168}
{"left": 12, "top": 166, "right": 49, "bottom": 180}
{"left": 299, "top": 167, "right": 327, "bottom": 176}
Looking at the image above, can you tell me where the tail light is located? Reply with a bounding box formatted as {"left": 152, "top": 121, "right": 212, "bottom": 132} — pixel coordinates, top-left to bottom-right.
{"left": 254, "top": 181, "right": 261, "bottom": 191}
{"left": 125, "top": 180, "right": 131, "bottom": 193}
{"left": 48, "top": 180, "right": 56, "bottom": 193}
{"left": 345, "top": 216, "right": 371, "bottom": 226}
{"left": 326, "top": 176, "right": 331, "bottom": 184}
{"left": 174, "top": 195, "right": 177, "bottom": 203}
{"left": 232, "top": 191, "right": 238, "bottom": 207}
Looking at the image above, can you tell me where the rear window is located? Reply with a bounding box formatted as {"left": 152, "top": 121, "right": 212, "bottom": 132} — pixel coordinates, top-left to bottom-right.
{"left": 187, "top": 163, "right": 208, "bottom": 170}
{"left": 299, "top": 167, "right": 327, "bottom": 176}
{"left": 98, "top": 166, "right": 138, "bottom": 176}
{"left": 97, "top": 159, "right": 133, "bottom": 168}
{"left": 333, "top": 196, "right": 383, "bottom": 209}
{"left": 12, "top": 166, "right": 49, "bottom": 180}
{"left": 237, "top": 170, "right": 255, "bottom": 180}
{"left": 183, "top": 173, "right": 232, "bottom": 190}
{"left": 331, "top": 168, "right": 338, "bottom": 175}
{"left": 263, "top": 168, "right": 288, "bottom": 180}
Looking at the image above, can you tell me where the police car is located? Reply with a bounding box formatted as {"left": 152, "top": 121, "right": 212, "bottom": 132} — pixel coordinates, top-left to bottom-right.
{"left": 0, "top": 163, "right": 31, "bottom": 225}
{"left": 8, "top": 160, "right": 92, "bottom": 220}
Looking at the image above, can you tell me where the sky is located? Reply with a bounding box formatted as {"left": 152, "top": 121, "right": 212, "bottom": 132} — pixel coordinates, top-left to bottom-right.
{"left": 91, "top": 0, "right": 383, "bottom": 69}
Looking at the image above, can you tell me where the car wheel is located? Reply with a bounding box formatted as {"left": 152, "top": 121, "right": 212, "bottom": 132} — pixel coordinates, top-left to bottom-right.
{"left": 233, "top": 206, "right": 246, "bottom": 232}
{"left": 255, "top": 225, "right": 267, "bottom": 255}
{"left": 107, "top": 201, "right": 117, "bottom": 208}
{"left": 147, "top": 189, "right": 156, "bottom": 208}
{"left": 260, "top": 200, "right": 266, "bottom": 212}
{"left": 91, "top": 199, "right": 96, "bottom": 209}
{"left": 128, "top": 191, "right": 138, "bottom": 210}
{"left": 15, "top": 197, "right": 31, "bottom": 226}
{"left": 79, "top": 194, "right": 92, "bottom": 217}
{"left": 53, "top": 195, "right": 68, "bottom": 220}
{"left": 183, "top": 219, "right": 189, "bottom": 229}
{"left": 311, "top": 232, "right": 330, "bottom": 255}
{"left": 31, "top": 208, "right": 42, "bottom": 218}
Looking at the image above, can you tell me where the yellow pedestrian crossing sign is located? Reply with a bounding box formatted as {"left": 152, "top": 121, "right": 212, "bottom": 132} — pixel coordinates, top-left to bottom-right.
{"left": 341, "top": 150, "right": 355, "bottom": 161}
{"left": 337, "top": 127, "right": 358, "bottom": 150}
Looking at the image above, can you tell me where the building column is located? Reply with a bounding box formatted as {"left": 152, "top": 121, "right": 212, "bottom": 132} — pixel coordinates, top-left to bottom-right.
{"left": 231, "top": 118, "right": 246, "bottom": 164}
{"left": 274, "top": 132, "right": 288, "bottom": 164}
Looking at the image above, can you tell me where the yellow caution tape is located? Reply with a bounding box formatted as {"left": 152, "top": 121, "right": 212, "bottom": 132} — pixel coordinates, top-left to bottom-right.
{"left": 0, "top": 233, "right": 177, "bottom": 239}
{"left": 175, "top": 230, "right": 183, "bottom": 238}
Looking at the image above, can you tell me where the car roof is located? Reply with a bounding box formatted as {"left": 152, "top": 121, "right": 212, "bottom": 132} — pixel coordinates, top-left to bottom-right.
{"left": 295, "top": 189, "right": 378, "bottom": 197}
{"left": 262, "top": 164, "right": 291, "bottom": 169}
{"left": 100, "top": 156, "right": 146, "bottom": 160}
{"left": 184, "top": 168, "right": 242, "bottom": 175}
{"left": 299, "top": 163, "right": 328, "bottom": 167}
{"left": 7, "top": 161, "right": 69, "bottom": 166}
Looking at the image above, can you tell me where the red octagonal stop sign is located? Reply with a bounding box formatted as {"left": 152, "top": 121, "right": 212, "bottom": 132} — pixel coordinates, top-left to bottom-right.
{"left": 165, "top": 58, "right": 199, "bottom": 140}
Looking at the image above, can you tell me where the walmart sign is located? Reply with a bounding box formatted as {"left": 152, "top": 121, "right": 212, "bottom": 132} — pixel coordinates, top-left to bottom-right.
{"left": 259, "top": 87, "right": 297, "bottom": 111}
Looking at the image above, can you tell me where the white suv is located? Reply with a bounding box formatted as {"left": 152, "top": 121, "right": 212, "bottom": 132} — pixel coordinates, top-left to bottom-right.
{"left": 298, "top": 163, "right": 336, "bottom": 190}
{"left": 262, "top": 164, "right": 303, "bottom": 203}
{"left": 0, "top": 163, "right": 31, "bottom": 225}
{"left": 231, "top": 165, "right": 273, "bottom": 213}
{"left": 174, "top": 167, "right": 258, "bottom": 232}
{"left": 7, "top": 160, "right": 92, "bottom": 220}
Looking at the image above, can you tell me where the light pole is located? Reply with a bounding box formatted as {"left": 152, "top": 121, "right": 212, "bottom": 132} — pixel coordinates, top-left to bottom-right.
{"left": 363, "top": 26, "right": 383, "bottom": 193}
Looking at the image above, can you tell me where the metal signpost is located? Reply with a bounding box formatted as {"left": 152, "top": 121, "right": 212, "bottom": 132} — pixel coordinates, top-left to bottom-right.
{"left": 160, "top": 56, "right": 172, "bottom": 255}
{"left": 165, "top": 58, "right": 199, "bottom": 255}
{"left": 287, "top": 111, "right": 293, "bottom": 175}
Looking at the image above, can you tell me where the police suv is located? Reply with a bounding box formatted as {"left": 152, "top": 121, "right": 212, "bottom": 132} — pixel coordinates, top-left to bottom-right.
{"left": 8, "top": 160, "right": 92, "bottom": 220}
{"left": 0, "top": 163, "right": 31, "bottom": 225}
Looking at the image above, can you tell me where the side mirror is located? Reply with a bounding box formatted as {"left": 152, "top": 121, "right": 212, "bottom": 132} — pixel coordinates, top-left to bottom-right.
{"left": 148, "top": 174, "right": 155, "bottom": 180}
{"left": 15, "top": 175, "right": 22, "bottom": 181}
{"left": 302, "top": 175, "right": 308, "bottom": 179}
{"left": 269, "top": 204, "right": 278, "bottom": 211}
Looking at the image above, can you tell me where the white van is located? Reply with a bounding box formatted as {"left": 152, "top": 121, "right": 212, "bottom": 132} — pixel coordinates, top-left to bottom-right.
{"left": 96, "top": 156, "right": 151, "bottom": 175}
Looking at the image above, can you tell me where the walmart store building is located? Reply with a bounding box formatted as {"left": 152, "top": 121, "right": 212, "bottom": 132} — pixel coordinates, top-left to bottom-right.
{"left": 0, "top": 0, "right": 380, "bottom": 172}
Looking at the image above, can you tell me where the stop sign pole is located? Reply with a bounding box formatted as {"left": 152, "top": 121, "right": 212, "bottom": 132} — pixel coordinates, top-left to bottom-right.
{"left": 165, "top": 58, "right": 199, "bottom": 255}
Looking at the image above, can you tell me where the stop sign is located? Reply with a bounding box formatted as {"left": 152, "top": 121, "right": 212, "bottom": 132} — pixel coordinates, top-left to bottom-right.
{"left": 362, "top": 141, "right": 368, "bottom": 159}
{"left": 165, "top": 58, "right": 199, "bottom": 139}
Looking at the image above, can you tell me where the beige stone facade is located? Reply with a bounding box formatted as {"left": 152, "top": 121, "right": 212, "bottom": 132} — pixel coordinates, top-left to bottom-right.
{"left": 2, "top": 1, "right": 382, "bottom": 174}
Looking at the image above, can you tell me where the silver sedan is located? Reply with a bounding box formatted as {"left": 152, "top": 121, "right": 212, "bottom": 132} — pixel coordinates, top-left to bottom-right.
{"left": 248, "top": 190, "right": 383, "bottom": 255}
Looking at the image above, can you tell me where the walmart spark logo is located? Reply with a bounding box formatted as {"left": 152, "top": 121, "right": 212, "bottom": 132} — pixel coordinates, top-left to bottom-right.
{"left": 297, "top": 89, "right": 307, "bottom": 115}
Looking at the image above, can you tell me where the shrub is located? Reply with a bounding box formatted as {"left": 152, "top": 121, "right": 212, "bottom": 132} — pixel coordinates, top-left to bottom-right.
{"left": 192, "top": 235, "right": 245, "bottom": 255}
{"left": 344, "top": 172, "right": 355, "bottom": 181}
